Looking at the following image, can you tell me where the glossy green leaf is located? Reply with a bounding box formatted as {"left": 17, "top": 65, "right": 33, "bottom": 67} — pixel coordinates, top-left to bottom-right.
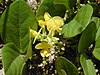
{"left": 2, "top": 43, "right": 26, "bottom": 75}
{"left": 78, "top": 21, "right": 96, "bottom": 53}
{"left": 93, "top": 48, "right": 100, "bottom": 60}
{"left": 93, "top": 26, "right": 100, "bottom": 60}
{"left": 92, "top": 17, "right": 100, "bottom": 29}
{"left": 61, "top": 4, "right": 93, "bottom": 38}
{"left": 80, "top": 55, "right": 96, "bottom": 75}
{"left": 0, "top": 0, "right": 37, "bottom": 53}
{"left": 55, "top": 56, "right": 78, "bottom": 75}
{"left": 92, "top": 17, "right": 100, "bottom": 60}
{"left": 36, "top": 0, "right": 66, "bottom": 20}
{"left": 57, "top": 68, "right": 67, "bottom": 75}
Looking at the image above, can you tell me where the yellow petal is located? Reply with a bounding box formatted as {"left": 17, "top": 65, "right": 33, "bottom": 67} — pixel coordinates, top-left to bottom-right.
{"left": 40, "top": 49, "right": 51, "bottom": 57}
{"left": 48, "top": 29, "right": 55, "bottom": 37}
{"left": 35, "top": 42, "right": 53, "bottom": 49}
{"left": 46, "top": 19, "right": 55, "bottom": 31}
{"left": 30, "top": 29, "right": 38, "bottom": 38}
{"left": 53, "top": 16, "right": 64, "bottom": 28}
{"left": 38, "top": 20, "right": 46, "bottom": 26}
{"left": 46, "top": 16, "right": 64, "bottom": 31}
{"left": 44, "top": 12, "right": 51, "bottom": 21}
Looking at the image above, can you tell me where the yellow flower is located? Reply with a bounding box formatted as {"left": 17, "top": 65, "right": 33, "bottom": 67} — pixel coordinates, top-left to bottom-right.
{"left": 35, "top": 42, "right": 53, "bottom": 57}
{"left": 38, "top": 12, "right": 51, "bottom": 27}
{"left": 44, "top": 12, "right": 51, "bottom": 21}
{"left": 40, "top": 49, "right": 51, "bottom": 57}
{"left": 38, "top": 20, "right": 46, "bottom": 27}
{"left": 38, "top": 12, "right": 64, "bottom": 31}
{"left": 30, "top": 29, "right": 38, "bottom": 38}
{"left": 30, "top": 28, "right": 42, "bottom": 44}
{"left": 46, "top": 16, "right": 64, "bottom": 31}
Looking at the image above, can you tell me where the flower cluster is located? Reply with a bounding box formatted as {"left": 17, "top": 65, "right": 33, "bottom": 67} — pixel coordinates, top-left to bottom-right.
{"left": 30, "top": 12, "right": 64, "bottom": 58}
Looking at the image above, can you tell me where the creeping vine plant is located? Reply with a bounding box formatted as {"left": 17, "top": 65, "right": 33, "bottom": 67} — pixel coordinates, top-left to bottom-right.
{"left": 0, "top": 0, "right": 100, "bottom": 75}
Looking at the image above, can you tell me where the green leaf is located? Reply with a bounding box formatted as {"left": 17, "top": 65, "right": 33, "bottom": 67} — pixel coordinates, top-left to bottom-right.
{"left": 0, "top": 0, "right": 37, "bottom": 53}
{"left": 89, "top": 3, "right": 99, "bottom": 17}
{"left": 92, "top": 17, "right": 100, "bottom": 29}
{"left": 78, "top": 21, "right": 96, "bottom": 53}
{"left": 80, "top": 55, "right": 96, "bottom": 75}
{"left": 2, "top": 43, "right": 26, "bottom": 75}
{"left": 93, "top": 48, "right": 100, "bottom": 60}
{"left": 61, "top": 4, "right": 93, "bottom": 38}
{"left": 0, "top": 0, "right": 2, "bottom": 3}
{"left": 57, "top": 68, "right": 67, "bottom": 75}
{"left": 55, "top": 56, "right": 78, "bottom": 75}
{"left": 12, "top": 0, "right": 16, "bottom": 1}
{"left": 36, "top": 0, "right": 66, "bottom": 20}
{"left": 12, "top": 0, "right": 27, "bottom": 2}
{"left": 25, "top": 40, "right": 32, "bottom": 59}
{"left": 36, "top": 0, "right": 54, "bottom": 20}
{"left": 53, "top": 0, "right": 76, "bottom": 11}
{"left": 93, "top": 26, "right": 100, "bottom": 60}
